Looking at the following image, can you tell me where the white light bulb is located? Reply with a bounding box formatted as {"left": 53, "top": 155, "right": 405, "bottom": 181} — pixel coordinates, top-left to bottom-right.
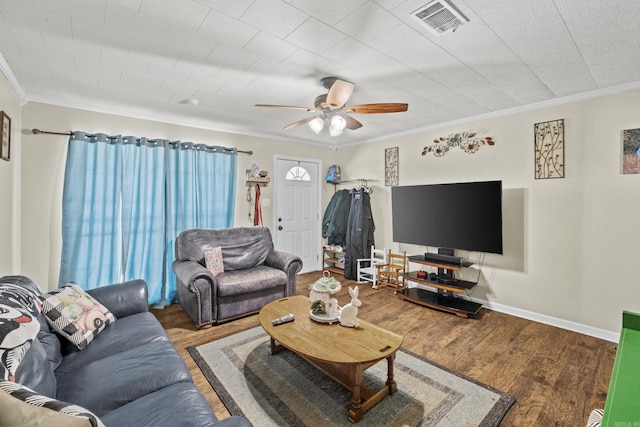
{"left": 330, "top": 115, "right": 346, "bottom": 131}
{"left": 329, "top": 126, "right": 343, "bottom": 137}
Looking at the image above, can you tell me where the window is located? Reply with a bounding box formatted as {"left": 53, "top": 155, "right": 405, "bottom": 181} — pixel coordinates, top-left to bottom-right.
{"left": 286, "top": 165, "right": 311, "bottom": 181}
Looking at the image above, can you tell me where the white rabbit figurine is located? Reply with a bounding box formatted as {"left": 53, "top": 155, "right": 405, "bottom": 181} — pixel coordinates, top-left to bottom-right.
{"left": 339, "top": 286, "right": 361, "bottom": 328}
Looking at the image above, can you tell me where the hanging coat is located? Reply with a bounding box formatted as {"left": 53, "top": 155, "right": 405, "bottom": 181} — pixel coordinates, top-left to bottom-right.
{"left": 322, "top": 189, "right": 351, "bottom": 246}
{"left": 344, "top": 189, "right": 375, "bottom": 280}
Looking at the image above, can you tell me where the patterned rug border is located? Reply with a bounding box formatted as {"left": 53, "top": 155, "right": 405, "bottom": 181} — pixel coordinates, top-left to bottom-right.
{"left": 188, "top": 327, "right": 516, "bottom": 426}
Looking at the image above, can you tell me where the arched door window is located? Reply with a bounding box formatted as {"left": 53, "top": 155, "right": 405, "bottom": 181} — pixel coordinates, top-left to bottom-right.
{"left": 286, "top": 165, "right": 311, "bottom": 181}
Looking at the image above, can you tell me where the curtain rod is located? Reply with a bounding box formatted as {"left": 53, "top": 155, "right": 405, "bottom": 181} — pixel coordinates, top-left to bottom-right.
{"left": 30, "top": 129, "right": 253, "bottom": 155}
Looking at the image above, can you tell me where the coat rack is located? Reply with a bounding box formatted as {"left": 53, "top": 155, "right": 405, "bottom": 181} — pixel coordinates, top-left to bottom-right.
{"left": 333, "top": 179, "right": 374, "bottom": 193}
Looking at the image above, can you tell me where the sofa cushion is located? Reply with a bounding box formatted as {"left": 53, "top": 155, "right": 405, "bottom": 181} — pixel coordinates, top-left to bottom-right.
{"left": 0, "top": 380, "right": 104, "bottom": 427}
{"left": 14, "top": 338, "right": 57, "bottom": 398}
{"left": 42, "top": 285, "right": 115, "bottom": 350}
{"left": 100, "top": 382, "right": 220, "bottom": 427}
{"left": 56, "top": 312, "right": 171, "bottom": 368}
{"left": 36, "top": 322, "right": 62, "bottom": 372}
{"left": 216, "top": 265, "right": 287, "bottom": 297}
{"left": 204, "top": 246, "right": 224, "bottom": 276}
{"left": 55, "top": 340, "right": 192, "bottom": 416}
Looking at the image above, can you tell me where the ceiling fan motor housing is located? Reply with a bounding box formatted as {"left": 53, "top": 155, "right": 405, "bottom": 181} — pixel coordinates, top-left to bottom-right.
{"left": 314, "top": 94, "right": 328, "bottom": 109}
{"left": 320, "top": 76, "right": 338, "bottom": 89}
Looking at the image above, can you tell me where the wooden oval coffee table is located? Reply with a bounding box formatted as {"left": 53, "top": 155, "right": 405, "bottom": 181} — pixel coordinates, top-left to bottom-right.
{"left": 259, "top": 295, "right": 403, "bottom": 423}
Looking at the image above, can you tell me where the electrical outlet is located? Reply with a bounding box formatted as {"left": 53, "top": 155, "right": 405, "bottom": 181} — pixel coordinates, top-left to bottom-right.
{"left": 262, "top": 198, "right": 270, "bottom": 207}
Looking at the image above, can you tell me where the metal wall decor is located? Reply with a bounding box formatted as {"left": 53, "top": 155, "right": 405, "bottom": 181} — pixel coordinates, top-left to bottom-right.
{"left": 421, "top": 132, "right": 494, "bottom": 157}
{"left": 534, "top": 119, "right": 564, "bottom": 179}
{"left": 0, "top": 111, "right": 10, "bottom": 161}
{"left": 622, "top": 127, "right": 640, "bottom": 174}
{"left": 384, "top": 147, "right": 398, "bottom": 186}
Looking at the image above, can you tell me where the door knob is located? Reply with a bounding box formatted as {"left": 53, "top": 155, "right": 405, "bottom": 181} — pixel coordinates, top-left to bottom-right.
{"left": 278, "top": 226, "right": 283, "bottom": 230}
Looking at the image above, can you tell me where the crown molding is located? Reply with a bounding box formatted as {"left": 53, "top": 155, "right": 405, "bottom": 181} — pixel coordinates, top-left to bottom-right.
{"left": 0, "top": 51, "right": 27, "bottom": 104}
{"left": 340, "top": 80, "right": 640, "bottom": 148}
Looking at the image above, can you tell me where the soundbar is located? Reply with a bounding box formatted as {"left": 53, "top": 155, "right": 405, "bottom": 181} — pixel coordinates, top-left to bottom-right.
{"left": 423, "top": 252, "right": 464, "bottom": 266}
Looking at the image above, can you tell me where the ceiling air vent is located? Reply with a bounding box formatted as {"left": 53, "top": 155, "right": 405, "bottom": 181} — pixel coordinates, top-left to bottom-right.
{"left": 411, "top": 0, "right": 469, "bottom": 35}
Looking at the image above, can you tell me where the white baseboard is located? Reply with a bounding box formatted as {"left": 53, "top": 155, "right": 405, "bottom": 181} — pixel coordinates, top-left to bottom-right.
{"left": 475, "top": 298, "right": 620, "bottom": 343}
{"left": 406, "top": 282, "right": 619, "bottom": 342}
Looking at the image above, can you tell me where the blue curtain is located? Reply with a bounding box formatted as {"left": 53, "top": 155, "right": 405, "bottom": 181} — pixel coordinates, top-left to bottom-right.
{"left": 164, "top": 142, "right": 237, "bottom": 304}
{"left": 59, "top": 132, "right": 237, "bottom": 305}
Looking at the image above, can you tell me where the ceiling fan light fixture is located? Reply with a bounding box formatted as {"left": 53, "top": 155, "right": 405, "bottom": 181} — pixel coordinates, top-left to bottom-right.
{"left": 329, "top": 126, "right": 343, "bottom": 137}
{"left": 308, "top": 117, "right": 324, "bottom": 134}
{"left": 330, "top": 115, "right": 347, "bottom": 131}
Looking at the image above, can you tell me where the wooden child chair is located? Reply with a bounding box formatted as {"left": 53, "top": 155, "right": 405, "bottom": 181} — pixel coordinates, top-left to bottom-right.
{"left": 376, "top": 250, "right": 407, "bottom": 294}
{"left": 356, "top": 246, "right": 387, "bottom": 288}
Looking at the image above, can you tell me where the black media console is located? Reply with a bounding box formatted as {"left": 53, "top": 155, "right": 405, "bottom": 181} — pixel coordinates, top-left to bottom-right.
{"left": 398, "top": 255, "right": 482, "bottom": 318}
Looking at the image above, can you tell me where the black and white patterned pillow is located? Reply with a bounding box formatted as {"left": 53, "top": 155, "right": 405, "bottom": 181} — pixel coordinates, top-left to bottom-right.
{"left": 0, "top": 276, "right": 44, "bottom": 318}
{"left": 0, "top": 304, "right": 39, "bottom": 381}
{"left": 42, "top": 285, "right": 115, "bottom": 350}
{"left": 586, "top": 408, "right": 603, "bottom": 427}
{"left": 0, "top": 380, "right": 105, "bottom": 427}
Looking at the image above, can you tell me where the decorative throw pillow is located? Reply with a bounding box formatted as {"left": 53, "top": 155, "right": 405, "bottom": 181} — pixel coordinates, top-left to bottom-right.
{"left": 42, "top": 285, "right": 115, "bottom": 350}
{"left": 204, "top": 246, "right": 224, "bottom": 276}
{"left": 0, "top": 303, "right": 40, "bottom": 381}
{"left": 0, "top": 380, "right": 105, "bottom": 427}
{"left": 586, "top": 408, "right": 603, "bottom": 427}
{"left": 0, "top": 276, "right": 44, "bottom": 318}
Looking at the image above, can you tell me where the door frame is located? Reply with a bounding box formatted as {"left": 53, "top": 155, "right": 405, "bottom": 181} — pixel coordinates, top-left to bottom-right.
{"left": 273, "top": 154, "right": 323, "bottom": 272}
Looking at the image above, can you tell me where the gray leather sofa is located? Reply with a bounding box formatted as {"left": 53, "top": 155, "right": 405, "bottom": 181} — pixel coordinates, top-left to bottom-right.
{"left": 0, "top": 275, "right": 252, "bottom": 427}
{"left": 173, "top": 227, "right": 303, "bottom": 328}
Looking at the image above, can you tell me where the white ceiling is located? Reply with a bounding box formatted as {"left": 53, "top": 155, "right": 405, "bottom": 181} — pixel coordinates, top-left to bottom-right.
{"left": 1, "top": 0, "right": 639, "bottom": 148}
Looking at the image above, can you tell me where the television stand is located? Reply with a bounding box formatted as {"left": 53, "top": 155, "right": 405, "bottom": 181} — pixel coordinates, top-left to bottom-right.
{"left": 398, "top": 255, "right": 482, "bottom": 318}
{"left": 423, "top": 252, "right": 464, "bottom": 266}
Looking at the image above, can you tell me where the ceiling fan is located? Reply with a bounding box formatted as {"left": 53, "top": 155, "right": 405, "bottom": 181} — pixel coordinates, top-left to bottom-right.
{"left": 255, "top": 77, "right": 408, "bottom": 136}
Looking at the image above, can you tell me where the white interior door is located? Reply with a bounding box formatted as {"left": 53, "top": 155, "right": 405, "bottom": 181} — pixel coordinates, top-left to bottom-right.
{"left": 274, "top": 157, "right": 321, "bottom": 274}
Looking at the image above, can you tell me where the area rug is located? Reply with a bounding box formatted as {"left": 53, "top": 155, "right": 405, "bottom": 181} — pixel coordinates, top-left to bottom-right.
{"left": 188, "top": 327, "right": 515, "bottom": 427}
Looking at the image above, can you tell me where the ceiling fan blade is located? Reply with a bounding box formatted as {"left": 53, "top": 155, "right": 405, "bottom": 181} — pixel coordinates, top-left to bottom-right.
{"left": 326, "top": 79, "right": 354, "bottom": 109}
{"left": 255, "top": 104, "right": 314, "bottom": 112}
{"left": 283, "top": 115, "right": 323, "bottom": 130}
{"left": 346, "top": 103, "right": 408, "bottom": 114}
{"left": 343, "top": 115, "right": 363, "bottom": 130}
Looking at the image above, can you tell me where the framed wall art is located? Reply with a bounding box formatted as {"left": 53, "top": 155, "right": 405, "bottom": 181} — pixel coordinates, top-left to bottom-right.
{"left": 534, "top": 119, "right": 564, "bottom": 179}
{"left": 385, "top": 147, "right": 398, "bottom": 186}
{"left": 1, "top": 111, "right": 10, "bottom": 161}
{"left": 622, "top": 127, "right": 640, "bottom": 174}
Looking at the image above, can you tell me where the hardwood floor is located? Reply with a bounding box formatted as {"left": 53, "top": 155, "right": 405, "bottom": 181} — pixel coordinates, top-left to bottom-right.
{"left": 152, "top": 271, "right": 615, "bottom": 426}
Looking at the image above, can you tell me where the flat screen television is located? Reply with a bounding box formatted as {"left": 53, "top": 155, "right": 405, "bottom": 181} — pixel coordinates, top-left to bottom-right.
{"left": 391, "top": 180, "right": 503, "bottom": 256}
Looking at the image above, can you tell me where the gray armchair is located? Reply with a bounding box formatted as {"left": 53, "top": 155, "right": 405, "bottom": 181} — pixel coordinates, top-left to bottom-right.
{"left": 172, "top": 227, "right": 302, "bottom": 328}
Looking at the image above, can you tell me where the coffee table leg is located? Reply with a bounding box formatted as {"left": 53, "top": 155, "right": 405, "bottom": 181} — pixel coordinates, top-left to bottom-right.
{"left": 269, "top": 337, "right": 282, "bottom": 355}
{"left": 348, "top": 367, "right": 364, "bottom": 423}
{"left": 386, "top": 352, "right": 398, "bottom": 394}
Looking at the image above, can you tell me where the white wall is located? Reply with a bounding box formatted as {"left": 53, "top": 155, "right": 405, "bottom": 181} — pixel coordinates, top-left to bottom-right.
{"left": 11, "top": 88, "right": 640, "bottom": 338}
{"left": 0, "top": 70, "right": 21, "bottom": 275}
{"left": 337, "top": 89, "right": 640, "bottom": 337}
{"left": 19, "top": 102, "right": 334, "bottom": 291}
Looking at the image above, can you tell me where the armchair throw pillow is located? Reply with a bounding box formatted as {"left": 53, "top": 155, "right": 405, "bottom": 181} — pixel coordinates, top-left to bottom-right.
{"left": 204, "top": 246, "right": 224, "bottom": 276}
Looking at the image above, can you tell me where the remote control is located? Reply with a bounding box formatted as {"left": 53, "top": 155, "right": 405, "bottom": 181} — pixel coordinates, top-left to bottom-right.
{"left": 272, "top": 313, "right": 294, "bottom": 326}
